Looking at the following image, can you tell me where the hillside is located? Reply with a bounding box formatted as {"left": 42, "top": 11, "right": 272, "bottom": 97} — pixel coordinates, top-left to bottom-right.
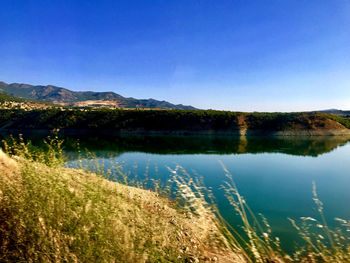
{"left": 0, "top": 93, "right": 54, "bottom": 110}
{"left": 0, "top": 81, "right": 196, "bottom": 110}
{"left": 319, "top": 109, "right": 350, "bottom": 117}
{"left": 1, "top": 109, "right": 349, "bottom": 136}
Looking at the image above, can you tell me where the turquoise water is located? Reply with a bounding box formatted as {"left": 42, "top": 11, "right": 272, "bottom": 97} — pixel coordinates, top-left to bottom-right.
{"left": 3, "top": 134, "right": 350, "bottom": 250}
{"left": 62, "top": 135, "right": 350, "bottom": 250}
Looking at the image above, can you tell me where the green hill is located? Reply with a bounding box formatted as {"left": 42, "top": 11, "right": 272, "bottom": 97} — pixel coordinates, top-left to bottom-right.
{"left": 1, "top": 109, "right": 349, "bottom": 136}
{"left": 0, "top": 93, "right": 28, "bottom": 103}
{"left": 0, "top": 93, "right": 54, "bottom": 110}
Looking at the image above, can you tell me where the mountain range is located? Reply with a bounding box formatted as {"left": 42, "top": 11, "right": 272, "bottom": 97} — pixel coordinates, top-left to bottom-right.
{"left": 0, "top": 81, "right": 196, "bottom": 110}
{"left": 318, "top": 109, "right": 350, "bottom": 117}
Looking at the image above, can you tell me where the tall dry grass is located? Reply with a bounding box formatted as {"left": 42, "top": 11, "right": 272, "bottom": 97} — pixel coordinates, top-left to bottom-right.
{"left": 0, "top": 136, "right": 240, "bottom": 262}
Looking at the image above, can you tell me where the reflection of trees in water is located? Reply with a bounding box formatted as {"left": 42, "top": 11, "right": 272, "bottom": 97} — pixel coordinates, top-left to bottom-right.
{"left": 1, "top": 134, "right": 350, "bottom": 160}
{"left": 242, "top": 136, "right": 350, "bottom": 157}
{"left": 59, "top": 135, "right": 350, "bottom": 159}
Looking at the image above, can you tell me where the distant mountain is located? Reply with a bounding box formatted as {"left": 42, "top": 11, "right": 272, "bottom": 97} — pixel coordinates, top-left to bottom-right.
{"left": 319, "top": 109, "right": 350, "bottom": 116}
{"left": 0, "top": 81, "right": 197, "bottom": 110}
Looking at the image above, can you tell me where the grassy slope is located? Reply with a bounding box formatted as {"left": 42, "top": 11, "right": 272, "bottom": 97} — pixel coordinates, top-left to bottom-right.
{"left": 325, "top": 114, "right": 350, "bottom": 129}
{"left": 0, "top": 149, "right": 240, "bottom": 263}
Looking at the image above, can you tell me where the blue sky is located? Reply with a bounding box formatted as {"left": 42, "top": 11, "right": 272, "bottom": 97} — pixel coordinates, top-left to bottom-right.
{"left": 1, "top": 0, "right": 349, "bottom": 111}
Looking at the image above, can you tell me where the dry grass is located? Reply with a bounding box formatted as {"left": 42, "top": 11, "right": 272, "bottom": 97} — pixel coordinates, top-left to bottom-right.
{"left": 0, "top": 141, "right": 242, "bottom": 262}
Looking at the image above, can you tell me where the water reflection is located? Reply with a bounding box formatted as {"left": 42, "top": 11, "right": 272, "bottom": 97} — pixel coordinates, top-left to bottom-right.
{"left": 1, "top": 134, "right": 350, "bottom": 158}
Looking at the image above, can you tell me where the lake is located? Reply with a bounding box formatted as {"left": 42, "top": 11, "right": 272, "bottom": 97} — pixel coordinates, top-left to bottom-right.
{"left": 2, "top": 134, "right": 350, "bottom": 251}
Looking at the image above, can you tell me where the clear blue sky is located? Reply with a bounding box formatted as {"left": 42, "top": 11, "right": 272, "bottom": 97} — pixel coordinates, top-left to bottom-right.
{"left": 1, "top": 0, "right": 349, "bottom": 111}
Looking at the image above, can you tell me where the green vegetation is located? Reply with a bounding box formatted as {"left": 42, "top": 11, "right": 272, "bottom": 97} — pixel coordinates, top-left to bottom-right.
{"left": 1, "top": 108, "right": 347, "bottom": 135}
{"left": 0, "top": 108, "right": 240, "bottom": 131}
{"left": 319, "top": 109, "right": 350, "bottom": 117}
{"left": 0, "top": 93, "right": 39, "bottom": 104}
{"left": 0, "top": 93, "right": 55, "bottom": 109}
{"left": 326, "top": 114, "right": 350, "bottom": 129}
{"left": 245, "top": 112, "right": 311, "bottom": 130}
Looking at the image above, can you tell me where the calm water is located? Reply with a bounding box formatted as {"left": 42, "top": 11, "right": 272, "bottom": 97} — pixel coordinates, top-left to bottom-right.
{"left": 3, "top": 134, "right": 350, "bottom": 250}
